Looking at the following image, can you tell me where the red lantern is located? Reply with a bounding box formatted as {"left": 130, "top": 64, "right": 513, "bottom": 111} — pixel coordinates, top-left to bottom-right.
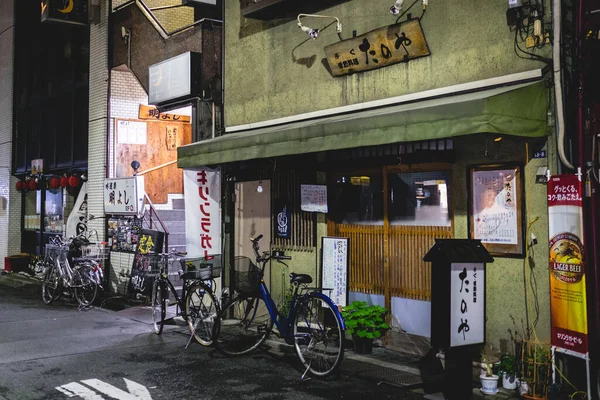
{"left": 60, "top": 176, "right": 69, "bottom": 188}
{"left": 16, "top": 181, "right": 24, "bottom": 191}
{"left": 68, "top": 175, "right": 81, "bottom": 188}
{"left": 28, "top": 180, "right": 37, "bottom": 190}
{"left": 49, "top": 177, "right": 61, "bottom": 189}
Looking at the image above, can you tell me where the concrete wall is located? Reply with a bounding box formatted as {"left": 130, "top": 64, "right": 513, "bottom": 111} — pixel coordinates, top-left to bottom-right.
{"left": 224, "top": 0, "right": 549, "bottom": 127}
{"left": 0, "top": 0, "right": 22, "bottom": 268}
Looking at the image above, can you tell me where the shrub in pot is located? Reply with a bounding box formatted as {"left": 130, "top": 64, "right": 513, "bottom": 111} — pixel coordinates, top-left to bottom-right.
{"left": 341, "top": 301, "right": 390, "bottom": 354}
{"left": 499, "top": 353, "right": 518, "bottom": 390}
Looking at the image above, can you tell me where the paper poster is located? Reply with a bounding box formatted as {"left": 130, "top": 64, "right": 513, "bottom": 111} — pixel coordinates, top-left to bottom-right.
{"left": 301, "top": 184, "right": 328, "bottom": 213}
{"left": 321, "top": 237, "right": 348, "bottom": 307}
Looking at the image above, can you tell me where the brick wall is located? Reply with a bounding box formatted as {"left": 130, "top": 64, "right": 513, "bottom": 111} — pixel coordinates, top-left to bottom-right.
{"left": 0, "top": 0, "right": 22, "bottom": 269}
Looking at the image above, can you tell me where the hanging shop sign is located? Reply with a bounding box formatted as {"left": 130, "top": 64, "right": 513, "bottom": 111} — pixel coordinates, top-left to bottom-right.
{"left": 184, "top": 168, "right": 221, "bottom": 258}
{"left": 547, "top": 174, "right": 588, "bottom": 354}
{"left": 66, "top": 181, "right": 88, "bottom": 238}
{"left": 275, "top": 199, "right": 291, "bottom": 239}
{"left": 104, "top": 177, "right": 145, "bottom": 215}
{"left": 300, "top": 184, "right": 328, "bottom": 213}
{"left": 41, "top": 0, "right": 89, "bottom": 25}
{"left": 321, "top": 237, "right": 349, "bottom": 307}
{"left": 138, "top": 104, "right": 191, "bottom": 123}
{"left": 324, "top": 18, "right": 430, "bottom": 77}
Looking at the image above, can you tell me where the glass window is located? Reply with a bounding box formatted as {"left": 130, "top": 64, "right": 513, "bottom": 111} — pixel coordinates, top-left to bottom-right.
{"left": 329, "top": 173, "right": 383, "bottom": 225}
{"left": 387, "top": 171, "right": 451, "bottom": 227}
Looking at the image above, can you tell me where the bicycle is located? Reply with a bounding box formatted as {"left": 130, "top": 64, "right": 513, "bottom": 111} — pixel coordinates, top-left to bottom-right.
{"left": 41, "top": 235, "right": 101, "bottom": 307}
{"left": 215, "top": 234, "right": 346, "bottom": 378}
{"left": 150, "top": 250, "right": 221, "bottom": 348}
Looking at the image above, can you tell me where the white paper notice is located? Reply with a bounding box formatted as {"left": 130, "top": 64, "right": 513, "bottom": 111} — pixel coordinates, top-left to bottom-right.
{"left": 300, "top": 184, "right": 328, "bottom": 213}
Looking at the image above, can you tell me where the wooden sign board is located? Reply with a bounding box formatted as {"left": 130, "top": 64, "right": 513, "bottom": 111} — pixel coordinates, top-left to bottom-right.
{"left": 324, "top": 19, "right": 430, "bottom": 77}
{"left": 139, "top": 104, "right": 191, "bottom": 123}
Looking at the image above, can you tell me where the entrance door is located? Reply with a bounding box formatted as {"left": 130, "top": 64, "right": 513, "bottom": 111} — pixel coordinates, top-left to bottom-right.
{"left": 234, "top": 180, "right": 271, "bottom": 287}
{"left": 327, "top": 164, "right": 453, "bottom": 331}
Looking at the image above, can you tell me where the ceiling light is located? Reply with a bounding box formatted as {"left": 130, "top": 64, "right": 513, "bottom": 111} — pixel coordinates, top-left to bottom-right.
{"left": 256, "top": 180, "right": 263, "bottom": 193}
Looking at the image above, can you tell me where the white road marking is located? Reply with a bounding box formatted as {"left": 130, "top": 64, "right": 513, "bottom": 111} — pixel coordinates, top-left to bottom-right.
{"left": 55, "top": 382, "right": 106, "bottom": 399}
{"left": 81, "top": 378, "right": 152, "bottom": 400}
{"left": 55, "top": 378, "right": 152, "bottom": 400}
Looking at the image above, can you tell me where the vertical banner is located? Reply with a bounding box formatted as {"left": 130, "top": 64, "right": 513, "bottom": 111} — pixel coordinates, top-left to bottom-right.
{"left": 548, "top": 175, "right": 588, "bottom": 354}
{"left": 66, "top": 182, "right": 88, "bottom": 238}
{"left": 275, "top": 199, "right": 291, "bottom": 239}
{"left": 184, "top": 168, "right": 221, "bottom": 258}
{"left": 450, "top": 263, "right": 485, "bottom": 347}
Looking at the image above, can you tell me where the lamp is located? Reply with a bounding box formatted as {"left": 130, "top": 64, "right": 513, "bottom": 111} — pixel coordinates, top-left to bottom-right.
{"left": 297, "top": 13, "right": 342, "bottom": 40}
{"left": 390, "top": 0, "right": 404, "bottom": 15}
{"left": 256, "top": 180, "right": 263, "bottom": 193}
{"left": 131, "top": 160, "right": 140, "bottom": 176}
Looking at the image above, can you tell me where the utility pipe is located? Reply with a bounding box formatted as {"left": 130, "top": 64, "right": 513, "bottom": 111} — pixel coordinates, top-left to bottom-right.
{"left": 137, "top": 160, "right": 177, "bottom": 176}
{"left": 553, "top": 0, "right": 574, "bottom": 169}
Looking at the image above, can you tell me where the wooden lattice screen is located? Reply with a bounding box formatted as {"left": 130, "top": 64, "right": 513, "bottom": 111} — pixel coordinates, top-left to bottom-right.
{"left": 272, "top": 170, "right": 316, "bottom": 250}
{"left": 328, "top": 222, "right": 453, "bottom": 301}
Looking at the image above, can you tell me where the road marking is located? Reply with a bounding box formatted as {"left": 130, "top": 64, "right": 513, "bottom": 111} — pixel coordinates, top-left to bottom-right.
{"left": 55, "top": 382, "right": 105, "bottom": 399}
{"left": 56, "top": 378, "right": 152, "bottom": 400}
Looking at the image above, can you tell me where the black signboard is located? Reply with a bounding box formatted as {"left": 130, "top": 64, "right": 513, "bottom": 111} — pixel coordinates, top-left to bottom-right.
{"left": 41, "top": 0, "right": 89, "bottom": 25}
{"left": 275, "top": 200, "right": 291, "bottom": 239}
{"left": 148, "top": 52, "right": 203, "bottom": 106}
{"left": 128, "top": 229, "right": 165, "bottom": 296}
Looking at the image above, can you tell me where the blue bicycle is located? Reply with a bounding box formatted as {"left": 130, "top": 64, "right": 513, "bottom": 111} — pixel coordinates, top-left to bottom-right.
{"left": 215, "top": 234, "right": 345, "bottom": 378}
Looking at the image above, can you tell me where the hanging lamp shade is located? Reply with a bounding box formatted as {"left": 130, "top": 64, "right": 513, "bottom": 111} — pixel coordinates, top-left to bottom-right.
{"left": 60, "top": 176, "right": 69, "bottom": 188}
{"left": 68, "top": 175, "right": 81, "bottom": 188}
{"left": 49, "top": 177, "right": 61, "bottom": 189}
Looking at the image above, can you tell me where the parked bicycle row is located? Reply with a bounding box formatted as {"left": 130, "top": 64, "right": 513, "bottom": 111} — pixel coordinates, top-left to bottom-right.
{"left": 150, "top": 234, "right": 346, "bottom": 379}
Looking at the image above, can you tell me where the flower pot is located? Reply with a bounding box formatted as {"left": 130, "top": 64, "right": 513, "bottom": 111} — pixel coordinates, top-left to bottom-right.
{"left": 352, "top": 335, "right": 373, "bottom": 354}
{"left": 480, "top": 374, "right": 499, "bottom": 395}
{"left": 502, "top": 372, "right": 517, "bottom": 390}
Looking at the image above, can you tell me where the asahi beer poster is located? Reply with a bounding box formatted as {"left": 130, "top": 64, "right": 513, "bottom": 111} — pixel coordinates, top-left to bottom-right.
{"left": 548, "top": 174, "right": 588, "bottom": 354}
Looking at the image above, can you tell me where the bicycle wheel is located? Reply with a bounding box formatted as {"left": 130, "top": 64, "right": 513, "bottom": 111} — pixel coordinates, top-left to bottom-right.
{"left": 185, "top": 282, "right": 220, "bottom": 346}
{"left": 151, "top": 279, "right": 166, "bottom": 335}
{"left": 293, "top": 293, "right": 345, "bottom": 377}
{"left": 74, "top": 266, "right": 98, "bottom": 307}
{"left": 41, "top": 264, "right": 61, "bottom": 305}
{"left": 216, "top": 295, "right": 273, "bottom": 356}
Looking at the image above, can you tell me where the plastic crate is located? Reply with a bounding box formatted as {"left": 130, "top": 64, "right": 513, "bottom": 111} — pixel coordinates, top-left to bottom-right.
{"left": 180, "top": 254, "right": 222, "bottom": 280}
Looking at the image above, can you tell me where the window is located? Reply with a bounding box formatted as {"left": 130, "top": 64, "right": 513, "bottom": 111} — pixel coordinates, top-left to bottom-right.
{"left": 329, "top": 173, "right": 383, "bottom": 225}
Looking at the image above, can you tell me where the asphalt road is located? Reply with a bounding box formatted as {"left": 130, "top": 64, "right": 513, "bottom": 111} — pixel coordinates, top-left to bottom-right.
{"left": 0, "top": 282, "right": 425, "bottom": 400}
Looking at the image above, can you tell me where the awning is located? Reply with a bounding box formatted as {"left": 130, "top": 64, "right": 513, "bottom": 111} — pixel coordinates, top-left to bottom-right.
{"left": 178, "top": 80, "right": 548, "bottom": 168}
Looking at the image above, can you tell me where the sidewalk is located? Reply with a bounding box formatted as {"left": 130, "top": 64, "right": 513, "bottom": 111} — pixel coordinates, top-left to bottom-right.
{"left": 0, "top": 270, "right": 520, "bottom": 399}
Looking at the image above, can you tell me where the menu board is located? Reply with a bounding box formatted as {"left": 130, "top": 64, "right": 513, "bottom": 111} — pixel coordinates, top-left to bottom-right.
{"left": 321, "top": 236, "right": 349, "bottom": 307}
{"left": 128, "top": 229, "right": 165, "bottom": 296}
{"left": 301, "top": 185, "right": 328, "bottom": 213}
{"left": 107, "top": 216, "right": 142, "bottom": 252}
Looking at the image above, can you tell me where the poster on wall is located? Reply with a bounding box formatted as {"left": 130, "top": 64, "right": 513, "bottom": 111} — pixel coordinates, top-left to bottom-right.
{"left": 321, "top": 237, "right": 348, "bottom": 307}
{"left": 548, "top": 174, "right": 588, "bottom": 354}
{"left": 183, "top": 168, "right": 221, "bottom": 258}
{"left": 449, "top": 262, "right": 485, "bottom": 347}
{"left": 107, "top": 216, "right": 142, "bottom": 252}
{"left": 300, "top": 185, "right": 328, "bottom": 213}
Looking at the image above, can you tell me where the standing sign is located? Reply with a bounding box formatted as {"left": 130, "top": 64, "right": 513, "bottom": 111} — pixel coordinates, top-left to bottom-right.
{"left": 128, "top": 229, "right": 165, "bottom": 295}
{"left": 104, "top": 177, "right": 145, "bottom": 215}
{"left": 321, "top": 237, "right": 348, "bottom": 307}
{"left": 300, "top": 185, "right": 328, "bottom": 213}
{"left": 548, "top": 175, "right": 588, "bottom": 354}
{"left": 184, "top": 168, "right": 221, "bottom": 258}
{"left": 450, "top": 263, "right": 485, "bottom": 347}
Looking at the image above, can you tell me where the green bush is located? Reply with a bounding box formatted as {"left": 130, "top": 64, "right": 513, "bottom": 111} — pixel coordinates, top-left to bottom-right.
{"left": 341, "top": 301, "right": 390, "bottom": 339}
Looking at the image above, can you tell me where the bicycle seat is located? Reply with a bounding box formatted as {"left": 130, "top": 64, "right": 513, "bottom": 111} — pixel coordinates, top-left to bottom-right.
{"left": 290, "top": 273, "right": 312, "bottom": 284}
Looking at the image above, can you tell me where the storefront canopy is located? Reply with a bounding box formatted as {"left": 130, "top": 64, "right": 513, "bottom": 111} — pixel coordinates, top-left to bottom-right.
{"left": 178, "top": 80, "right": 548, "bottom": 168}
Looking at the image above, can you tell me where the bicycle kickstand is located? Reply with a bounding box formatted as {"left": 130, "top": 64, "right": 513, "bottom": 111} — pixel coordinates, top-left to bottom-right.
{"left": 301, "top": 361, "right": 312, "bottom": 381}
{"left": 185, "top": 326, "right": 196, "bottom": 350}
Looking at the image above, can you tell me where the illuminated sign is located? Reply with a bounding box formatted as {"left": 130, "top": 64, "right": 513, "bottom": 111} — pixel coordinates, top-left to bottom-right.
{"left": 41, "top": 0, "right": 89, "bottom": 25}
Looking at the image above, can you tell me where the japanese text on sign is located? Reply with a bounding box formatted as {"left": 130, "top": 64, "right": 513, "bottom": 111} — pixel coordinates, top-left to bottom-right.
{"left": 322, "top": 237, "right": 349, "bottom": 307}
{"left": 450, "top": 263, "right": 485, "bottom": 347}
{"left": 300, "top": 185, "right": 328, "bottom": 213}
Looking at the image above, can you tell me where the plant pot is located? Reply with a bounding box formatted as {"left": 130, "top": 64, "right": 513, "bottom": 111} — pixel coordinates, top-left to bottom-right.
{"left": 502, "top": 372, "right": 517, "bottom": 390}
{"left": 480, "top": 374, "right": 499, "bottom": 395}
{"left": 352, "top": 335, "right": 373, "bottom": 354}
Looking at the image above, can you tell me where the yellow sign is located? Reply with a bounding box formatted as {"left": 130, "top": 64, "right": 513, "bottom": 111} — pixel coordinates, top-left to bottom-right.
{"left": 324, "top": 19, "right": 430, "bottom": 77}
{"left": 138, "top": 104, "right": 191, "bottom": 123}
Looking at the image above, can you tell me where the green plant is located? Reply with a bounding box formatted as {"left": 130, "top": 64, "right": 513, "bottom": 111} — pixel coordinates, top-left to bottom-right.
{"left": 341, "top": 301, "right": 390, "bottom": 339}
{"left": 499, "top": 353, "right": 517, "bottom": 376}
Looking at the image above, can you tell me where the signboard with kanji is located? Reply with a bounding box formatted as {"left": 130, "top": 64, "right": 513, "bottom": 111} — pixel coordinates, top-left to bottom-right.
{"left": 321, "top": 237, "right": 349, "bottom": 307}
{"left": 138, "top": 104, "right": 191, "bottom": 123}
{"left": 324, "top": 19, "right": 430, "bottom": 77}
{"left": 104, "top": 177, "right": 145, "bottom": 215}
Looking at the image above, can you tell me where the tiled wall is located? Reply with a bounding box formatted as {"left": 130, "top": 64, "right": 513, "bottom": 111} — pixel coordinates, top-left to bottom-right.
{"left": 113, "top": 0, "right": 194, "bottom": 34}
{"left": 0, "top": 0, "right": 21, "bottom": 268}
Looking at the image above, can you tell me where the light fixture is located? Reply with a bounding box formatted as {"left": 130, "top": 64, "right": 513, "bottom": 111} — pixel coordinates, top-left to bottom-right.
{"left": 494, "top": 136, "right": 503, "bottom": 142}
{"left": 389, "top": 0, "right": 404, "bottom": 15}
{"left": 297, "top": 13, "right": 342, "bottom": 40}
{"left": 256, "top": 180, "right": 263, "bottom": 193}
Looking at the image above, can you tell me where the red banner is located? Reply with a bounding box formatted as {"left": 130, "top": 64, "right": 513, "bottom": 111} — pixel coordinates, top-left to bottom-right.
{"left": 547, "top": 175, "right": 588, "bottom": 354}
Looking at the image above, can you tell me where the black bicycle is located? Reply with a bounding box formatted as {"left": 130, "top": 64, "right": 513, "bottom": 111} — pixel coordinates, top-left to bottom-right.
{"left": 150, "top": 251, "right": 221, "bottom": 347}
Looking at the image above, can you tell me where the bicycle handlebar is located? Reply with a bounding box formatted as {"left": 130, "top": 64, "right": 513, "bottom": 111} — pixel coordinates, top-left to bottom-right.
{"left": 250, "top": 235, "right": 292, "bottom": 263}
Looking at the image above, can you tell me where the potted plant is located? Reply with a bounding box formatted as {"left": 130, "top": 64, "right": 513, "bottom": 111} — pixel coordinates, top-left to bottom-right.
{"left": 341, "top": 301, "right": 390, "bottom": 354}
{"left": 499, "top": 353, "right": 518, "bottom": 390}
{"left": 480, "top": 360, "right": 500, "bottom": 395}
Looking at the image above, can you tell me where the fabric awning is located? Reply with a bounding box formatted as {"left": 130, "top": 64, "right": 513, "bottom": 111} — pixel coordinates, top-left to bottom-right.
{"left": 178, "top": 80, "right": 548, "bottom": 168}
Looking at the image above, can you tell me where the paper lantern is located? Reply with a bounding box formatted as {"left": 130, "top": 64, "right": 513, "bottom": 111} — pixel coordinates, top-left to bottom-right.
{"left": 68, "top": 175, "right": 81, "bottom": 188}
{"left": 28, "top": 180, "right": 37, "bottom": 190}
{"left": 60, "top": 176, "right": 69, "bottom": 188}
{"left": 16, "top": 181, "right": 24, "bottom": 191}
{"left": 49, "top": 177, "right": 61, "bottom": 189}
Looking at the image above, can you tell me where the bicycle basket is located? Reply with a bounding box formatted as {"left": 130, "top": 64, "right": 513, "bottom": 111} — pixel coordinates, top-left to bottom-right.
{"left": 180, "top": 254, "right": 222, "bottom": 280}
{"left": 44, "top": 244, "right": 69, "bottom": 264}
{"left": 132, "top": 253, "right": 164, "bottom": 277}
{"left": 81, "top": 243, "right": 110, "bottom": 260}
{"left": 233, "top": 256, "right": 261, "bottom": 297}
